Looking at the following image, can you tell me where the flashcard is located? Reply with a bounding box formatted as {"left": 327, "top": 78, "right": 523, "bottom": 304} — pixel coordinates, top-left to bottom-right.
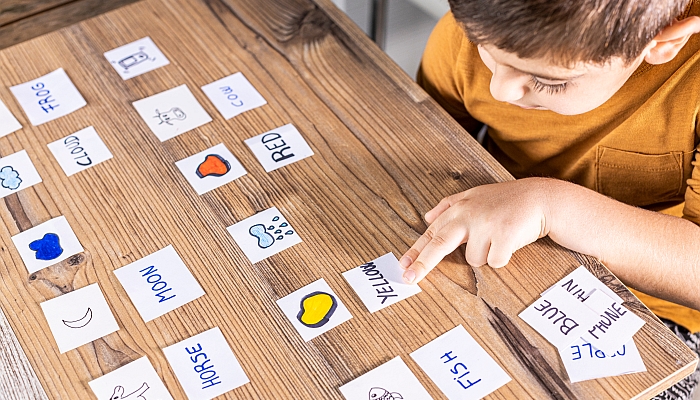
{"left": 88, "top": 357, "right": 173, "bottom": 400}
{"left": 411, "top": 325, "right": 511, "bottom": 400}
{"left": 163, "top": 327, "right": 249, "bottom": 399}
{"left": 104, "top": 37, "right": 170, "bottom": 80}
{"left": 40, "top": 283, "right": 119, "bottom": 353}
{"left": 543, "top": 265, "right": 623, "bottom": 304}
{"left": 339, "top": 356, "right": 432, "bottom": 400}
{"left": 201, "top": 72, "right": 267, "bottom": 120}
{"left": 579, "top": 289, "right": 645, "bottom": 354}
{"left": 114, "top": 245, "right": 205, "bottom": 322}
{"left": 175, "top": 143, "right": 247, "bottom": 195}
{"left": 519, "top": 286, "right": 601, "bottom": 349}
{"left": 560, "top": 338, "right": 646, "bottom": 383}
{"left": 10, "top": 68, "right": 86, "bottom": 126}
{"left": 342, "top": 253, "right": 422, "bottom": 313}
{"left": 0, "top": 150, "right": 42, "bottom": 199}
{"left": 244, "top": 123, "right": 314, "bottom": 172}
{"left": 132, "top": 85, "right": 212, "bottom": 142}
{"left": 0, "top": 98, "right": 21, "bottom": 137}
{"left": 226, "top": 206, "right": 302, "bottom": 264}
{"left": 11, "top": 216, "right": 83, "bottom": 274}
{"left": 47, "top": 126, "right": 113, "bottom": 176}
{"left": 276, "top": 278, "right": 352, "bottom": 342}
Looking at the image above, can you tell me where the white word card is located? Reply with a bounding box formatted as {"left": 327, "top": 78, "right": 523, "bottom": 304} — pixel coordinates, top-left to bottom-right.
{"left": 40, "top": 283, "right": 119, "bottom": 353}
{"left": 226, "top": 206, "right": 302, "bottom": 264}
{"left": 89, "top": 357, "right": 173, "bottom": 400}
{"left": 0, "top": 98, "right": 21, "bottom": 137}
{"left": 560, "top": 338, "right": 646, "bottom": 383}
{"left": 276, "top": 278, "right": 352, "bottom": 342}
{"left": 411, "top": 325, "right": 511, "bottom": 399}
{"left": 543, "top": 265, "right": 623, "bottom": 304}
{"left": 519, "top": 286, "right": 600, "bottom": 349}
{"left": 343, "top": 252, "right": 421, "bottom": 313}
{"left": 114, "top": 245, "right": 205, "bottom": 322}
{"left": 340, "top": 357, "right": 432, "bottom": 400}
{"left": 175, "top": 143, "right": 247, "bottom": 195}
{"left": 104, "top": 37, "right": 170, "bottom": 80}
{"left": 201, "top": 72, "right": 267, "bottom": 120}
{"left": 244, "top": 123, "right": 314, "bottom": 172}
{"left": 10, "top": 68, "right": 86, "bottom": 126}
{"left": 163, "top": 327, "right": 249, "bottom": 399}
{"left": 0, "top": 150, "right": 42, "bottom": 199}
{"left": 133, "top": 85, "right": 212, "bottom": 142}
{"left": 12, "top": 216, "right": 83, "bottom": 274}
{"left": 47, "top": 126, "right": 113, "bottom": 176}
{"left": 579, "top": 290, "right": 645, "bottom": 354}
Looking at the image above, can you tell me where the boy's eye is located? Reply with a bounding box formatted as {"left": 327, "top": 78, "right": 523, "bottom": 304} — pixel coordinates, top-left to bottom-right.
{"left": 530, "top": 76, "right": 569, "bottom": 95}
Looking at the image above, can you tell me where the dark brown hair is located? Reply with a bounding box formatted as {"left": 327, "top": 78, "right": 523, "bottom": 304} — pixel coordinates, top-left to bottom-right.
{"left": 448, "top": 0, "right": 692, "bottom": 65}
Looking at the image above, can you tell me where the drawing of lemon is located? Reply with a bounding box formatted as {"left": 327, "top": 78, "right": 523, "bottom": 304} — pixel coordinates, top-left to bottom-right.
{"left": 297, "top": 291, "right": 337, "bottom": 328}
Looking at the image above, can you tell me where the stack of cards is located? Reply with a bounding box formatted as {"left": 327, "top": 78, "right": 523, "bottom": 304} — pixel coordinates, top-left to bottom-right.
{"left": 519, "top": 266, "right": 646, "bottom": 382}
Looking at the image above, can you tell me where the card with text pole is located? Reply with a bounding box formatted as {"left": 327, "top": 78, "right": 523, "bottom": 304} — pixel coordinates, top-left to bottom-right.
{"left": 48, "top": 126, "right": 113, "bottom": 176}
{"left": 339, "top": 356, "right": 433, "bottom": 400}
{"left": 89, "top": 357, "right": 173, "bottom": 400}
{"left": 226, "top": 206, "right": 302, "bottom": 264}
{"left": 0, "top": 98, "right": 21, "bottom": 137}
{"left": 104, "top": 37, "right": 170, "bottom": 80}
{"left": 411, "top": 325, "right": 511, "bottom": 400}
{"left": 10, "top": 68, "right": 86, "bottom": 126}
{"left": 244, "top": 123, "right": 314, "bottom": 172}
{"left": 0, "top": 150, "right": 42, "bottom": 200}
{"left": 163, "top": 327, "right": 249, "bottom": 399}
{"left": 133, "top": 85, "right": 212, "bottom": 141}
{"left": 342, "top": 253, "right": 421, "bottom": 313}
{"left": 201, "top": 72, "right": 267, "bottom": 120}
{"left": 559, "top": 338, "right": 646, "bottom": 383}
{"left": 114, "top": 245, "right": 205, "bottom": 322}
{"left": 578, "top": 289, "right": 645, "bottom": 354}
{"left": 175, "top": 143, "right": 247, "bottom": 195}
{"left": 11, "top": 216, "right": 83, "bottom": 274}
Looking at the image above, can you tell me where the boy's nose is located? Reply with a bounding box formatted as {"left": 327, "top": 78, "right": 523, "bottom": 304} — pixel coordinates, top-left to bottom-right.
{"left": 489, "top": 65, "right": 528, "bottom": 103}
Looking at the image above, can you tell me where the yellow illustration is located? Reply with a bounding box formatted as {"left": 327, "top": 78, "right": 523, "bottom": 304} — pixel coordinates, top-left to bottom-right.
{"left": 297, "top": 291, "right": 337, "bottom": 328}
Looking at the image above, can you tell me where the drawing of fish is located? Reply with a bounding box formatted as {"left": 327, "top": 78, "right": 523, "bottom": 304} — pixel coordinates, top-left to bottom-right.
{"left": 368, "top": 387, "right": 403, "bottom": 400}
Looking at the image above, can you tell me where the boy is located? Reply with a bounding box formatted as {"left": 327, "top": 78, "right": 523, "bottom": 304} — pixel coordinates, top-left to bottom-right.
{"left": 400, "top": 0, "right": 700, "bottom": 398}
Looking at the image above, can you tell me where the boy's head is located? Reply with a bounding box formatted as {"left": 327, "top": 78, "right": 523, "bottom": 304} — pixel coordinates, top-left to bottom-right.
{"left": 448, "top": 0, "right": 700, "bottom": 115}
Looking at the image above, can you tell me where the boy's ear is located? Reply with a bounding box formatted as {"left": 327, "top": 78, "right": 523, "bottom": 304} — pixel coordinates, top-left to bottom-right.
{"left": 645, "top": 16, "right": 700, "bottom": 65}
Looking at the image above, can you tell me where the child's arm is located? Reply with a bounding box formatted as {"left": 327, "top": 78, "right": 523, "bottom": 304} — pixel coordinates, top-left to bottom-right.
{"left": 399, "top": 177, "right": 700, "bottom": 311}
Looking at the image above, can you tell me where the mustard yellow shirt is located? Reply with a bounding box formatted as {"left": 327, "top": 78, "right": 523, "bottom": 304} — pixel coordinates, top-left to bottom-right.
{"left": 418, "top": 7, "right": 700, "bottom": 332}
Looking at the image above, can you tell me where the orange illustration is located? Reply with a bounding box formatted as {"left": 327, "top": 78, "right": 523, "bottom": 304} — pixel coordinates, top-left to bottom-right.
{"left": 196, "top": 154, "right": 231, "bottom": 178}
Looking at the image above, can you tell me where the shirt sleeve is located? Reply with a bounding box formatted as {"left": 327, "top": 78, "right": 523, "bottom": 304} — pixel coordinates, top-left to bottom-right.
{"left": 683, "top": 148, "right": 700, "bottom": 224}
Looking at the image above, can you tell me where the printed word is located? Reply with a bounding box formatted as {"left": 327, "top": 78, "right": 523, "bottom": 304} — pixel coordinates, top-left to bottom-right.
{"left": 359, "top": 261, "right": 398, "bottom": 304}
{"left": 440, "top": 351, "right": 481, "bottom": 390}
{"left": 261, "top": 132, "right": 294, "bottom": 163}
{"left": 32, "top": 82, "right": 60, "bottom": 113}
{"left": 560, "top": 278, "right": 592, "bottom": 303}
{"left": 587, "top": 302, "right": 627, "bottom": 340}
{"left": 533, "top": 299, "right": 580, "bottom": 336}
{"left": 571, "top": 343, "right": 627, "bottom": 360}
{"left": 186, "top": 343, "right": 222, "bottom": 389}
{"left": 63, "top": 135, "right": 93, "bottom": 166}
{"left": 139, "top": 265, "right": 176, "bottom": 303}
{"left": 219, "top": 86, "right": 243, "bottom": 107}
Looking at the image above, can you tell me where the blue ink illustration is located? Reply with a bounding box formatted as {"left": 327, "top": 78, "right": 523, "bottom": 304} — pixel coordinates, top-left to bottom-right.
{"left": 113, "top": 47, "right": 155, "bottom": 72}
{"left": 249, "top": 216, "right": 294, "bottom": 249}
{"left": 109, "top": 383, "right": 149, "bottom": 400}
{"left": 29, "top": 233, "right": 63, "bottom": 261}
{"left": 369, "top": 388, "right": 403, "bottom": 400}
{"left": 0, "top": 166, "right": 22, "bottom": 190}
{"left": 154, "top": 107, "right": 186, "bottom": 125}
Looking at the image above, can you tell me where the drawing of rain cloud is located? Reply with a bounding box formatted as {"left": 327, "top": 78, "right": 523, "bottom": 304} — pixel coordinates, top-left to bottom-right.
{"left": 0, "top": 166, "right": 22, "bottom": 190}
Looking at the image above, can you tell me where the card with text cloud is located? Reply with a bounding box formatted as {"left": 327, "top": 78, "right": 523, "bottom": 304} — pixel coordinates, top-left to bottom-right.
{"left": 133, "top": 85, "right": 212, "bottom": 141}
{"left": 104, "top": 37, "right": 170, "bottom": 80}
{"left": 559, "top": 338, "right": 646, "bottom": 383}
{"left": 226, "top": 206, "right": 302, "bottom": 264}
{"left": 40, "top": 283, "right": 119, "bottom": 353}
{"left": 12, "top": 216, "right": 83, "bottom": 274}
{"left": 0, "top": 98, "right": 21, "bottom": 137}
{"left": 201, "top": 72, "right": 267, "bottom": 120}
{"left": 114, "top": 245, "right": 205, "bottom": 322}
{"left": 10, "top": 68, "right": 86, "bottom": 126}
{"left": 163, "top": 327, "right": 249, "bottom": 399}
{"left": 0, "top": 150, "right": 42, "bottom": 199}
{"left": 48, "top": 126, "right": 113, "bottom": 176}
{"left": 89, "top": 357, "right": 173, "bottom": 400}
{"left": 340, "top": 356, "right": 433, "bottom": 400}
{"left": 244, "top": 123, "right": 314, "bottom": 172}
{"left": 175, "top": 143, "right": 247, "bottom": 195}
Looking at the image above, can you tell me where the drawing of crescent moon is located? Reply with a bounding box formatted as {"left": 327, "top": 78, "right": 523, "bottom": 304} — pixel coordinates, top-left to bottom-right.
{"left": 62, "top": 307, "right": 93, "bottom": 329}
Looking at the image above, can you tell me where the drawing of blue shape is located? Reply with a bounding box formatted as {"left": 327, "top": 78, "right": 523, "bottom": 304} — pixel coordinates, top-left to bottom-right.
{"left": 29, "top": 233, "right": 63, "bottom": 261}
{"left": 0, "top": 166, "right": 22, "bottom": 190}
{"left": 249, "top": 215, "right": 295, "bottom": 249}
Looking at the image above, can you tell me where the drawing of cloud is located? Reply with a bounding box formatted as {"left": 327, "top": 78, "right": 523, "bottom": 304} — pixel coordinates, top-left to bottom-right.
{"left": 0, "top": 166, "right": 22, "bottom": 190}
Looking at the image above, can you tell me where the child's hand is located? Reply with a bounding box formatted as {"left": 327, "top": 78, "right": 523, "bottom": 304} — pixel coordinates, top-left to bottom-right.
{"left": 400, "top": 178, "right": 553, "bottom": 284}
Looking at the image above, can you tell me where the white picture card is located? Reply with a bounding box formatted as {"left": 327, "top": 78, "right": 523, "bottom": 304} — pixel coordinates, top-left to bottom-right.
{"left": 339, "top": 357, "right": 432, "bottom": 400}
{"left": 175, "top": 143, "right": 247, "bottom": 195}
{"left": 11, "top": 216, "right": 83, "bottom": 274}
{"left": 244, "top": 123, "right": 314, "bottom": 172}
{"left": 133, "top": 85, "right": 212, "bottom": 142}
{"left": 559, "top": 338, "right": 646, "bottom": 383}
{"left": 40, "top": 283, "right": 119, "bottom": 353}
{"left": 104, "top": 37, "right": 170, "bottom": 80}
{"left": 226, "top": 206, "right": 302, "bottom": 264}
{"left": 88, "top": 357, "right": 173, "bottom": 400}
{"left": 10, "top": 68, "right": 86, "bottom": 126}
{"left": 47, "top": 126, "right": 113, "bottom": 176}
{"left": 0, "top": 150, "right": 42, "bottom": 199}
{"left": 0, "top": 98, "right": 21, "bottom": 137}
{"left": 201, "top": 72, "right": 267, "bottom": 120}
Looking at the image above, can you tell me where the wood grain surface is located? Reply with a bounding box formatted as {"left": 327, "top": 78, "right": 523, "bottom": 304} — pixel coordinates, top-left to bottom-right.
{"left": 0, "top": 0, "right": 696, "bottom": 398}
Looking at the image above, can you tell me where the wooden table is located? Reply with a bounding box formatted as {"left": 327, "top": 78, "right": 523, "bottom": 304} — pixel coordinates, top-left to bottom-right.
{"left": 0, "top": 0, "right": 696, "bottom": 398}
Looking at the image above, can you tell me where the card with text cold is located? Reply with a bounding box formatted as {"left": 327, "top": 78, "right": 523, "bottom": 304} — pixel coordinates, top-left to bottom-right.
{"left": 89, "top": 357, "right": 173, "bottom": 400}
{"left": 342, "top": 253, "right": 421, "bottom": 313}
{"left": 12, "top": 216, "right": 83, "bottom": 274}
{"left": 559, "top": 338, "right": 646, "bottom": 383}
{"left": 0, "top": 98, "right": 21, "bottom": 137}
{"left": 0, "top": 150, "right": 42, "bottom": 200}
{"left": 244, "top": 123, "right": 314, "bottom": 172}
{"left": 133, "top": 85, "right": 212, "bottom": 141}
{"left": 226, "top": 206, "right": 302, "bottom": 264}
{"left": 201, "top": 72, "right": 267, "bottom": 120}
{"left": 163, "top": 327, "right": 249, "bottom": 399}
{"left": 10, "top": 68, "right": 86, "bottom": 126}
{"left": 48, "top": 126, "right": 113, "bottom": 176}
{"left": 339, "top": 356, "right": 432, "bottom": 400}
{"left": 104, "top": 37, "right": 170, "bottom": 80}
{"left": 411, "top": 325, "right": 511, "bottom": 399}
{"left": 175, "top": 143, "right": 247, "bottom": 195}
{"left": 114, "top": 245, "right": 205, "bottom": 322}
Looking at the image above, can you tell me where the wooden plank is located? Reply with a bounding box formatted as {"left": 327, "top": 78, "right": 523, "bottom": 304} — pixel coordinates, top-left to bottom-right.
{"left": 0, "top": 0, "right": 695, "bottom": 398}
{"left": 0, "top": 0, "right": 73, "bottom": 27}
